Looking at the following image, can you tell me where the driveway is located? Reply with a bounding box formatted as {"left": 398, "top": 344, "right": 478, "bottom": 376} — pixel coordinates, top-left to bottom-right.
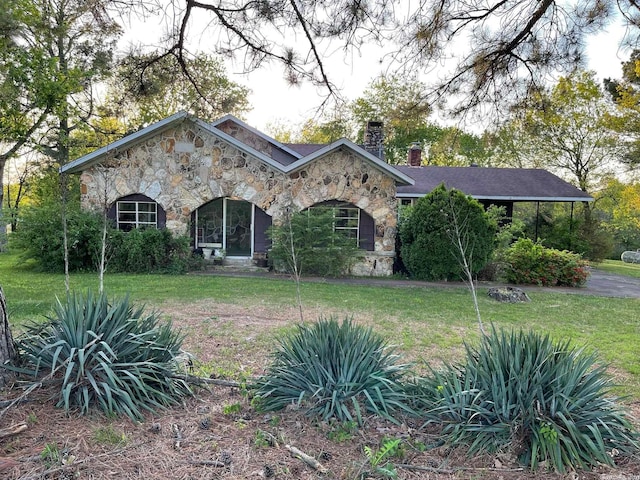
{"left": 210, "top": 267, "right": 640, "bottom": 299}
{"left": 553, "top": 268, "right": 640, "bottom": 299}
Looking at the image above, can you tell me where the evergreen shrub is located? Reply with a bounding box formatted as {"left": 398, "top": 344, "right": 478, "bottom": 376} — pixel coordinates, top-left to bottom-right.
{"left": 109, "top": 228, "right": 196, "bottom": 274}
{"left": 11, "top": 205, "right": 103, "bottom": 272}
{"left": 399, "top": 185, "right": 496, "bottom": 280}
{"left": 11, "top": 206, "right": 197, "bottom": 273}
{"left": 267, "top": 208, "right": 358, "bottom": 277}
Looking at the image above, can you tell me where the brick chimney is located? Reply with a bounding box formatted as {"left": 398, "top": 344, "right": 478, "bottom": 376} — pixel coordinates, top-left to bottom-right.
{"left": 363, "top": 121, "right": 384, "bottom": 159}
{"left": 408, "top": 142, "right": 422, "bottom": 166}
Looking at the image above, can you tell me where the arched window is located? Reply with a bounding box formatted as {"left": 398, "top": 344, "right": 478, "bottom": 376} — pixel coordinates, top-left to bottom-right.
{"left": 109, "top": 194, "right": 166, "bottom": 231}
{"left": 307, "top": 201, "right": 375, "bottom": 251}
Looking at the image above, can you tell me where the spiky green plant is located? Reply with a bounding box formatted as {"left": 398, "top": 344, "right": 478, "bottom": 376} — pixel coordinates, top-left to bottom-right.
{"left": 414, "top": 327, "right": 638, "bottom": 472}
{"left": 250, "top": 317, "right": 413, "bottom": 424}
{"left": 13, "top": 291, "right": 191, "bottom": 420}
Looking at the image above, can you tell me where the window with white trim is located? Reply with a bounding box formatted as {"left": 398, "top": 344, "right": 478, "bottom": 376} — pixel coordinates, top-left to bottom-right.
{"left": 116, "top": 201, "right": 158, "bottom": 231}
{"left": 332, "top": 207, "right": 360, "bottom": 240}
{"left": 308, "top": 205, "right": 361, "bottom": 244}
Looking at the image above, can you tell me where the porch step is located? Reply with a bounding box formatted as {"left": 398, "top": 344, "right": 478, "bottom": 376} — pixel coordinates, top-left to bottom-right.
{"left": 203, "top": 256, "right": 269, "bottom": 273}
{"left": 222, "top": 257, "right": 253, "bottom": 267}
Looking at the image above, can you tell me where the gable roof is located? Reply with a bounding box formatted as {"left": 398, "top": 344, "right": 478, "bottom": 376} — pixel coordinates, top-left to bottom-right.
{"left": 61, "top": 112, "right": 414, "bottom": 186}
{"left": 396, "top": 166, "right": 593, "bottom": 202}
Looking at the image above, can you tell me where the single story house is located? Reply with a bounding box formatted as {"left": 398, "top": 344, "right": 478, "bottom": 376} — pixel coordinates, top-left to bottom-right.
{"left": 61, "top": 112, "right": 593, "bottom": 276}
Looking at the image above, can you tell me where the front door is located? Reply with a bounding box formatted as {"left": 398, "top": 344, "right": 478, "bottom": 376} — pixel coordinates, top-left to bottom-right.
{"left": 224, "top": 199, "right": 252, "bottom": 256}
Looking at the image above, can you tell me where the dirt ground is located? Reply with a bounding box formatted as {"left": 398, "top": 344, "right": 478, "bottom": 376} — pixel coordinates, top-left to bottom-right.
{"left": 1, "top": 301, "right": 639, "bottom": 480}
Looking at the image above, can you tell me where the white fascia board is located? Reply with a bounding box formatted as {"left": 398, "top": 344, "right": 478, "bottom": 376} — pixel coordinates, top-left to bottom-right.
{"left": 285, "top": 138, "right": 415, "bottom": 186}
{"left": 61, "top": 112, "right": 288, "bottom": 176}
{"left": 396, "top": 192, "right": 594, "bottom": 202}
{"left": 60, "top": 111, "right": 192, "bottom": 174}
{"left": 192, "top": 119, "right": 288, "bottom": 172}
{"left": 210, "top": 114, "right": 303, "bottom": 160}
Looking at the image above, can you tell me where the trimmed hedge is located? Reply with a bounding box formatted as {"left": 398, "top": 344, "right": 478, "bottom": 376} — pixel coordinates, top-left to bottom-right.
{"left": 504, "top": 238, "right": 589, "bottom": 287}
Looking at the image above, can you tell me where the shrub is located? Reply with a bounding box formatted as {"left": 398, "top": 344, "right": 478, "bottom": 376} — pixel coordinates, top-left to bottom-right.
{"left": 399, "top": 185, "right": 497, "bottom": 281}
{"left": 413, "top": 328, "right": 638, "bottom": 472}
{"left": 13, "top": 291, "right": 191, "bottom": 420}
{"left": 11, "top": 204, "right": 198, "bottom": 274}
{"left": 109, "top": 228, "right": 197, "bottom": 274}
{"left": 11, "top": 204, "right": 103, "bottom": 272}
{"left": 267, "top": 208, "right": 359, "bottom": 277}
{"left": 250, "top": 317, "right": 413, "bottom": 424}
{"left": 504, "top": 238, "right": 589, "bottom": 287}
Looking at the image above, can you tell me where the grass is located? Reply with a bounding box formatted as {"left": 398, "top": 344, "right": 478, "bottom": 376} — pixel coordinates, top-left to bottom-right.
{"left": 2, "top": 249, "right": 639, "bottom": 397}
{"left": 596, "top": 259, "right": 640, "bottom": 278}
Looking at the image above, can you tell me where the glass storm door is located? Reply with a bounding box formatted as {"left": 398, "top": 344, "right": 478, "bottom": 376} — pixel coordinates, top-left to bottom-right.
{"left": 225, "top": 199, "right": 252, "bottom": 256}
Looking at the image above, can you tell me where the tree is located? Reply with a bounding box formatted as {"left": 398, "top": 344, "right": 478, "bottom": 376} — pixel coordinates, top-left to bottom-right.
{"left": 399, "top": 184, "right": 496, "bottom": 281}
{"left": 109, "top": 51, "right": 251, "bottom": 127}
{"left": 520, "top": 71, "right": 623, "bottom": 195}
{"left": 269, "top": 108, "right": 353, "bottom": 144}
{"left": 165, "top": 0, "right": 638, "bottom": 117}
{"left": 605, "top": 50, "right": 640, "bottom": 169}
{"left": 0, "top": 0, "right": 62, "bottom": 248}
{"left": 596, "top": 178, "right": 640, "bottom": 256}
{"left": 8, "top": 0, "right": 124, "bottom": 291}
{"left": 0, "top": 286, "right": 16, "bottom": 387}
{"left": 351, "top": 75, "right": 432, "bottom": 164}
{"left": 427, "top": 126, "right": 491, "bottom": 166}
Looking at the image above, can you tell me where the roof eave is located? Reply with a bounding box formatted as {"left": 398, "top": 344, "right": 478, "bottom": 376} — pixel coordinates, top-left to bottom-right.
{"left": 60, "top": 111, "right": 192, "bottom": 174}
{"left": 396, "top": 192, "right": 594, "bottom": 202}
{"left": 210, "top": 114, "right": 303, "bottom": 160}
{"left": 286, "top": 139, "right": 415, "bottom": 186}
{"left": 192, "top": 119, "right": 288, "bottom": 172}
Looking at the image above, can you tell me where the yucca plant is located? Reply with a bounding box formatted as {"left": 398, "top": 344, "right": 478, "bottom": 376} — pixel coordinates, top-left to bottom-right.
{"left": 413, "top": 327, "right": 638, "bottom": 472}
{"left": 12, "top": 291, "right": 191, "bottom": 420}
{"left": 250, "top": 317, "right": 413, "bottom": 424}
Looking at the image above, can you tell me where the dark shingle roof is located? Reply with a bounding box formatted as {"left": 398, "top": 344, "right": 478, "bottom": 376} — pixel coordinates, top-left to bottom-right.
{"left": 283, "top": 143, "right": 328, "bottom": 156}
{"left": 396, "top": 166, "right": 593, "bottom": 202}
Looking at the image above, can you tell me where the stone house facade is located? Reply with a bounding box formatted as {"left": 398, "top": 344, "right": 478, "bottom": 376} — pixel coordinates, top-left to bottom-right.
{"left": 63, "top": 112, "right": 414, "bottom": 276}
{"left": 63, "top": 112, "right": 592, "bottom": 277}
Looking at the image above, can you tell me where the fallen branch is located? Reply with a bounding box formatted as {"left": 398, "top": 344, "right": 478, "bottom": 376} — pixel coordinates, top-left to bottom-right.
{"left": 396, "top": 463, "right": 455, "bottom": 474}
{"left": 174, "top": 373, "right": 242, "bottom": 388}
{"left": 0, "top": 398, "right": 29, "bottom": 408}
{"left": 285, "top": 444, "right": 328, "bottom": 474}
{"left": 397, "top": 463, "right": 525, "bottom": 474}
{"left": 181, "top": 459, "right": 226, "bottom": 467}
{"left": 0, "top": 382, "right": 42, "bottom": 421}
{"left": 0, "top": 422, "right": 27, "bottom": 440}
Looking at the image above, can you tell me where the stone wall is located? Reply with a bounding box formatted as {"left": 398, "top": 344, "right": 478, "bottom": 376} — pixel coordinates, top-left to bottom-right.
{"left": 79, "top": 120, "right": 398, "bottom": 276}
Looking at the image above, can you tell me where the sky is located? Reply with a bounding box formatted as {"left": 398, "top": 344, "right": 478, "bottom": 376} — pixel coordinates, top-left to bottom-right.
{"left": 119, "top": 7, "right": 631, "bottom": 134}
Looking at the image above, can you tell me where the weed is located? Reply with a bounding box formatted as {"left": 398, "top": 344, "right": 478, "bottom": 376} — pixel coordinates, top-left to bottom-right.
{"left": 327, "top": 420, "right": 358, "bottom": 443}
{"left": 363, "top": 438, "right": 401, "bottom": 479}
{"left": 268, "top": 415, "right": 281, "bottom": 427}
{"left": 40, "top": 443, "right": 60, "bottom": 467}
{"left": 222, "top": 403, "right": 242, "bottom": 415}
{"left": 92, "top": 425, "right": 128, "bottom": 446}
{"left": 254, "top": 429, "right": 280, "bottom": 448}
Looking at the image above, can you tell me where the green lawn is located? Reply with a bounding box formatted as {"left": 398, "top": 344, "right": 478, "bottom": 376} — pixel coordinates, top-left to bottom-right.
{"left": 2, "top": 250, "right": 639, "bottom": 397}
{"left": 596, "top": 259, "right": 640, "bottom": 278}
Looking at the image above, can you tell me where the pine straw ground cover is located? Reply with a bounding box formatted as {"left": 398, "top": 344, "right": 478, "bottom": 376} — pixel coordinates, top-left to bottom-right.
{"left": 1, "top": 301, "right": 639, "bottom": 480}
